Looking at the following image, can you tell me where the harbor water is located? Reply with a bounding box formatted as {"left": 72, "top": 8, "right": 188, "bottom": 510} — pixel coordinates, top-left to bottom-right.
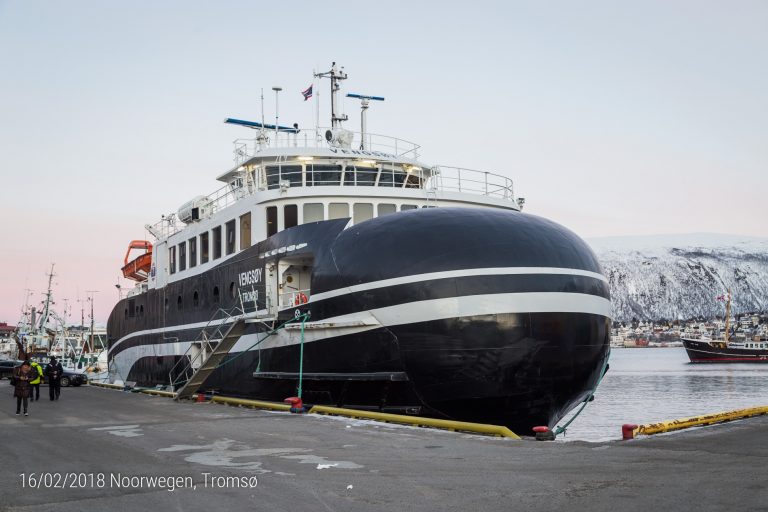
{"left": 560, "top": 347, "right": 768, "bottom": 442}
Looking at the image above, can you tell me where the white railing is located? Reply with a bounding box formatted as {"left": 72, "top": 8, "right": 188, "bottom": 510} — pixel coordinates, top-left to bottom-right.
{"left": 232, "top": 128, "right": 421, "bottom": 163}
{"left": 428, "top": 166, "right": 515, "bottom": 201}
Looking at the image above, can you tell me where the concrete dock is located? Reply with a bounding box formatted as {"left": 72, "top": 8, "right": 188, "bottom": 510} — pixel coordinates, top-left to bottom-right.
{"left": 1, "top": 383, "right": 766, "bottom": 512}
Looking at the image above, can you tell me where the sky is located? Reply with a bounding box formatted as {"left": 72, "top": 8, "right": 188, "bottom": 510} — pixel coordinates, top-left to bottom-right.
{"left": 1, "top": 0, "right": 767, "bottom": 325}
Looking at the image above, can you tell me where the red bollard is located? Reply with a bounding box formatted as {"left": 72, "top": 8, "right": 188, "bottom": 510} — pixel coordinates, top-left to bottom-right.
{"left": 284, "top": 396, "right": 304, "bottom": 414}
{"left": 622, "top": 424, "right": 638, "bottom": 440}
{"left": 533, "top": 426, "right": 555, "bottom": 441}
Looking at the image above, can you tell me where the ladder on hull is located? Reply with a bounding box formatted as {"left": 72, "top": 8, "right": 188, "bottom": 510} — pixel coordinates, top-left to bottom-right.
{"left": 172, "top": 319, "right": 247, "bottom": 401}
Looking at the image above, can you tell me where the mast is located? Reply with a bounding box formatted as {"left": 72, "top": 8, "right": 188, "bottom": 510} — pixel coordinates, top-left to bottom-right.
{"left": 724, "top": 288, "right": 731, "bottom": 343}
{"left": 315, "top": 62, "right": 348, "bottom": 128}
{"left": 37, "top": 263, "right": 56, "bottom": 332}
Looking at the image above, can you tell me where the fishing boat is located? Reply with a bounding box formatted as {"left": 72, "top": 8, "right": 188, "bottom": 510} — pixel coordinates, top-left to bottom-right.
{"left": 107, "top": 63, "right": 611, "bottom": 433}
{"left": 682, "top": 289, "right": 768, "bottom": 363}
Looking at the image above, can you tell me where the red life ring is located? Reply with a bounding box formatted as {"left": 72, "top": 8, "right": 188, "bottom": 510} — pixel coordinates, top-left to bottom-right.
{"left": 294, "top": 292, "right": 308, "bottom": 305}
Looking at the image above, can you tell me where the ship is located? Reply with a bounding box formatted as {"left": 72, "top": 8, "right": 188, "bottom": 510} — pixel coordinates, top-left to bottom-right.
{"left": 682, "top": 289, "right": 768, "bottom": 363}
{"left": 107, "top": 63, "right": 611, "bottom": 434}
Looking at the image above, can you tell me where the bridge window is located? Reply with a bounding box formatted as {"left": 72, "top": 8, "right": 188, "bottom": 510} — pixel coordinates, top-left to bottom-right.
{"left": 343, "top": 165, "right": 378, "bottom": 186}
{"left": 303, "top": 203, "right": 324, "bottom": 223}
{"left": 379, "top": 164, "right": 407, "bottom": 187}
{"left": 401, "top": 204, "right": 418, "bottom": 211}
{"left": 189, "top": 237, "right": 197, "bottom": 268}
{"left": 378, "top": 204, "right": 396, "bottom": 216}
{"left": 353, "top": 203, "right": 373, "bottom": 224}
{"left": 200, "top": 232, "right": 209, "bottom": 264}
{"left": 329, "top": 203, "right": 349, "bottom": 220}
{"left": 240, "top": 212, "right": 251, "bottom": 249}
{"left": 307, "top": 164, "right": 342, "bottom": 186}
{"left": 266, "top": 206, "right": 277, "bottom": 237}
{"left": 284, "top": 204, "right": 298, "bottom": 229}
{"left": 266, "top": 165, "right": 303, "bottom": 189}
{"left": 212, "top": 226, "right": 222, "bottom": 260}
{"left": 225, "top": 220, "right": 236, "bottom": 255}
{"left": 169, "top": 246, "right": 177, "bottom": 274}
{"left": 179, "top": 242, "right": 187, "bottom": 271}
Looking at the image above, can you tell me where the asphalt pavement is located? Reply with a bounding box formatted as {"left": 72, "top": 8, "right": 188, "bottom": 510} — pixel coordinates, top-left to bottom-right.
{"left": 1, "top": 381, "right": 766, "bottom": 512}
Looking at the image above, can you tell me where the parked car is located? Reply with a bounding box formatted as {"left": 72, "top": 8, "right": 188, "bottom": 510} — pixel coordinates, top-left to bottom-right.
{"left": 42, "top": 368, "right": 87, "bottom": 387}
{"left": 0, "top": 359, "right": 22, "bottom": 380}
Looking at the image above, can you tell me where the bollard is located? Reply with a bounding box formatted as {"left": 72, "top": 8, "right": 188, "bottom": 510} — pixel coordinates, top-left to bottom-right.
{"left": 283, "top": 396, "right": 305, "bottom": 413}
{"left": 533, "top": 426, "right": 555, "bottom": 441}
{"left": 622, "top": 424, "right": 638, "bottom": 440}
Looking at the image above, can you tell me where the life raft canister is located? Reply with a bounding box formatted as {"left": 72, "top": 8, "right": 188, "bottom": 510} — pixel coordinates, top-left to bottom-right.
{"left": 294, "top": 292, "right": 308, "bottom": 305}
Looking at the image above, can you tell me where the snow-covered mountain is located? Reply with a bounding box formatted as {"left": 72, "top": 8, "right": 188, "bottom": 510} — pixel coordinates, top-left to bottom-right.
{"left": 587, "top": 234, "right": 768, "bottom": 322}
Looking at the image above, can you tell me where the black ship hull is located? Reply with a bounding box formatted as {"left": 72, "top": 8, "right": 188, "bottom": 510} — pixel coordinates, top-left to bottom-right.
{"left": 682, "top": 338, "right": 768, "bottom": 363}
{"left": 108, "top": 208, "right": 611, "bottom": 435}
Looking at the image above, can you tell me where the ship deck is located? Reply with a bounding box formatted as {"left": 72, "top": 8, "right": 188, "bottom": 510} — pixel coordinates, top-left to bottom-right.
{"left": 2, "top": 384, "right": 766, "bottom": 511}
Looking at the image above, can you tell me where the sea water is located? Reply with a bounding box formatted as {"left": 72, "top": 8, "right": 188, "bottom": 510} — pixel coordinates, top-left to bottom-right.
{"left": 559, "top": 347, "right": 768, "bottom": 442}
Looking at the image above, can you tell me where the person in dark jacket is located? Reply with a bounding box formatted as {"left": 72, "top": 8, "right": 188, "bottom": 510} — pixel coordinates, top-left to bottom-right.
{"left": 13, "top": 361, "right": 34, "bottom": 416}
{"left": 29, "top": 360, "right": 43, "bottom": 401}
{"left": 45, "top": 357, "right": 64, "bottom": 401}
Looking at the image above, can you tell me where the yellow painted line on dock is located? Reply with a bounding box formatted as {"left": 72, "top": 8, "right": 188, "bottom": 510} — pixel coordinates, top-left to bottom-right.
{"left": 89, "top": 381, "right": 125, "bottom": 390}
{"left": 87, "top": 382, "right": 518, "bottom": 438}
{"left": 210, "top": 396, "right": 292, "bottom": 412}
{"left": 624, "top": 406, "right": 768, "bottom": 439}
{"left": 309, "top": 405, "right": 520, "bottom": 439}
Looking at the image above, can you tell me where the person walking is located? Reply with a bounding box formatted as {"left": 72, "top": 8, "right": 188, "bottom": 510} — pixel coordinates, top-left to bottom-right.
{"left": 29, "top": 360, "right": 43, "bottom": 401}
{"left": 12, "top": 361, "right": 34, "bottom": 416}
{"left": 45, "top": 357, "right": 64, "bottom": 401}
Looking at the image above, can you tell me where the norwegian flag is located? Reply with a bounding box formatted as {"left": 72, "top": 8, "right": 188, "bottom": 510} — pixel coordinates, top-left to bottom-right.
{"left": 301, "top": 85, "right": 313, "bottom": 101}
{"left": 716, "top": 294, "right": 727, "bottom": 301}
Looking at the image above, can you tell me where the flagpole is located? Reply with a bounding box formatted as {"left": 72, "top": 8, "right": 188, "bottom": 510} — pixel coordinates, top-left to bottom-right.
{"left": 314, "top": 69, "right": 320, "bottom": 142}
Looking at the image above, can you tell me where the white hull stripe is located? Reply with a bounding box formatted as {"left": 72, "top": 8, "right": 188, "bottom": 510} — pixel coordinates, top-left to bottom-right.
{"left": 109, "top": 292, "right": 611, "bottom": 359}
{"left": 309, "top": 267, "right": 608, "bottom": 302}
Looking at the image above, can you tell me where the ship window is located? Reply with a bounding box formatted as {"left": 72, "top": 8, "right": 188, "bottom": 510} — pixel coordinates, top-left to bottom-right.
{"left": 240, "top": 212, "right": 252, "bottom": 249}
{"left": 348, "top": 165, "right": 377, "bottom": 186}
{"left": 378, "top": 203, "right": 396, "bottom": 216}
{"left": 179, "top": 242, "right": 187, "bottom": 271}
{"left": 189, "top": 237, "right": 197, "bottom": 268}
{"left": 378, "top": 165, "right": 407, "bottom": 187}
{"left": 212, "top": 226, "right": 222, "bottom": 260}
{"left": 169, "top": 246, "right": 177, "bottom": 274}
{"left": 266, "top": 165, "right": 303, "bottom": 189}
{"left": 200, "top": 232, "right": 209, "bottom": 264}
{"left": 307, "top": 164, "right": 342, "bottom": 186}
{"left": 225, "top": 220, "right": 236, "bottom": 255}
{"left": 213, "top": 286, "right": 220, "bottom": 303}
{"left": 284, "top": 204, "right": 298, "bottom": 229}
{"left": 193, "top": 291, "right": 199, "bottom": 308}
{"left": 128, "top": 299, "right": 136, "bottom": 318}
{"left": 303, "top": 203, "right": 324, "bottom": 223}
{"left": 139, "top": 305, "right": 144, "bottom": 317}
{"left": 329, "top": 203, "right": 349, "bottom": 220}
{"left": 164, "top": 298, "right": 169, "bottom": 311}
{"left": 401, "top": 204, "right": 418, "bottom": 211}
{"left": 229, "top": 282, "right": 236, "bottom": 300}
{"left": 353, "top": 203, "right": 373, "bottom": 224}
{"left": 177, "top": 295, "right": 182, "bottom": 310}
{"left": 404, "top": 174, "right": 422, "bottom": 188}
{"left": 266, "top": 206, "right": 277, "bottom": 237}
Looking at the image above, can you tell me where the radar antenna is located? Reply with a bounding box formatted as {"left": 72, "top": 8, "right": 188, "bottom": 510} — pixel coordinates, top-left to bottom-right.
{"left": 346, "top": 93, "right": 385, "bottom": 150}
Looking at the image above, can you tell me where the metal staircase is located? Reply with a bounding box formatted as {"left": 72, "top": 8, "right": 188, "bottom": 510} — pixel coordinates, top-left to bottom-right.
{"left": 169, "top": 306, "right": 249, "bottom": 401}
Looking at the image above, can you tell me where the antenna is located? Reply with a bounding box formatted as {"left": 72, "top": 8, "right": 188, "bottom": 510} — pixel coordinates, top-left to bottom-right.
{"left": 272, "top": 86, "right": 282, "bottom": 144}
{"left": 315, "top": 62, "right": 348, "bottom": 128}
{"left": 346, "top": 93, "right": 385, "bottom": 150}
{"left": 85, "top": 290, "right": 98, "bottom": 353}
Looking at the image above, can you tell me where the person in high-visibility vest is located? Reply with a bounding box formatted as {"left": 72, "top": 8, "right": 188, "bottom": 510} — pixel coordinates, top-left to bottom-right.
{"left": 29, "top": 360, "right": 43, "bottom": 401}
